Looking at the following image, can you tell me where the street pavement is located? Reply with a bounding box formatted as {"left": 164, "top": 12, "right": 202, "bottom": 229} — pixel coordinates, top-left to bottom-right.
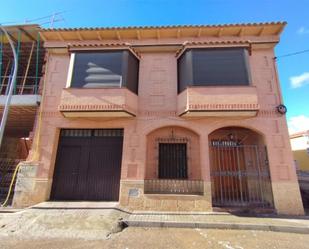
{"left": 0, "top": 227, "right": 309, "bottom": 249}
{"left": 0, "top": 203, "right": 308, "bottom": 249}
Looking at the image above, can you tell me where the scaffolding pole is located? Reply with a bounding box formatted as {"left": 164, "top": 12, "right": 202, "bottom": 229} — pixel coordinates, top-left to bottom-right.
{"left": 1, "top": 60, "right": 10, "bottom": 94}
{"left": 0, "top": 31, "right": 3, "bottom": 87}
{"left": 13, "top": 30, "right": 21, "bottom": 95}
{"left": 20, "top": 41, "right": 35, "bottom": 94}
{"left": 35, "top": 32, "right": 40, "bottom": 94}
{"left": 0, "top": 26, "right": 18, "bottom": 148}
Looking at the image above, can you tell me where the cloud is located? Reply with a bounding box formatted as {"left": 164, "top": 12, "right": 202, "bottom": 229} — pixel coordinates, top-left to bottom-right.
{"left": 288, "top": 115, "right": 309, "bottom": 134}
{"left": 290, "top": 72, "right": 309, "bottom": 88}
{"left": 297, "top": 27, "right": 309, "bottom": 35}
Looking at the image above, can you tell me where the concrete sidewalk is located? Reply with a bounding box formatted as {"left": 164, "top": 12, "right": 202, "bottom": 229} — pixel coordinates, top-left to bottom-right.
{"left": 123, "top": 212, "right": 309, "bottom": 234}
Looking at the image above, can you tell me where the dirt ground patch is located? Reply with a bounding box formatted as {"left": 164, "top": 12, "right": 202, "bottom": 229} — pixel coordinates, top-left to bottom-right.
{"left": 0, "top": 208, "right": 127, "bottom": 240}
{"left": 0, "top": 227, "right": 309, "bottom": 249}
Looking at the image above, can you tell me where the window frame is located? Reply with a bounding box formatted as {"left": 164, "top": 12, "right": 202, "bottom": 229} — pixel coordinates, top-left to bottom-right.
{"left": 177, "top": 47, "right": 252, "bottom": 93}
{"left": 65, "top": 50, "right": 139, "bottom": 93}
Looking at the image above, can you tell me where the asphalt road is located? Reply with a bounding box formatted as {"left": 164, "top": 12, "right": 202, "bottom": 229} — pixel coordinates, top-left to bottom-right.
{"left": 1, "top": 227, "right": 309, "bottom": 249}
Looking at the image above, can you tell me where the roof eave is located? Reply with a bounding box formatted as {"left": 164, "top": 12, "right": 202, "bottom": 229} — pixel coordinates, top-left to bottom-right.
{"left": 39, "top": 22, "right": 287, "bottom": 42}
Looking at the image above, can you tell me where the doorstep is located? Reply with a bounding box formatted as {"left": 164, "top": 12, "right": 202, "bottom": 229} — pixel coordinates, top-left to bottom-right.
{"left": 29, "top": 201, "right": 123, "bottom": 210}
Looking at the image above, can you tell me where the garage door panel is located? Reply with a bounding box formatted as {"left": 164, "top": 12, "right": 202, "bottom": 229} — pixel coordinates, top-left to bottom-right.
{"left": 86, "top": 139, "right": 123, "bottom": 200}
{"left": 51, "top": 146, "right": 82, "bottom": 200}
{"left": 75, "top": 145, "right": 91, "bottom": 200}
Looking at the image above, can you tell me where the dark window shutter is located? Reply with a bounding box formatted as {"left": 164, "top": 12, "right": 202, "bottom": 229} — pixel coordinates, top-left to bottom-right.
{"left": 177, "top": 48, "right": 250, "bottom": 92}
{"left": 124, "top": 51, "right": 139, "bottom": 94}
{"left": 192, "top": 48, "right": 250, "bottom": 86}
{"left": 178, "top": 50, "right": 193, "bottom": 93}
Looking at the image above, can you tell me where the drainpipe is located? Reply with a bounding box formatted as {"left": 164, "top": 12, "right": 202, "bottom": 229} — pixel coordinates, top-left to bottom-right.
{"left": 0, "top": 26, "right": 18, "bottom": 148}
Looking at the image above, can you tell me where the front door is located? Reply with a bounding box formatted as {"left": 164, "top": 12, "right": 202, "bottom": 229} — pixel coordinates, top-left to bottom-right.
{"left": 210, "top": 139, "right": 273, "bottom": 208}
{"left": 50, "top": 129, "right": 123, "bottom": 201}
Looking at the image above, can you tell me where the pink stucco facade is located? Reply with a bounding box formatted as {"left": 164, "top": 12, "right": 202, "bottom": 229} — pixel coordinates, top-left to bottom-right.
{"left": 12, "top": 23, "right": 304, "bottom": 215}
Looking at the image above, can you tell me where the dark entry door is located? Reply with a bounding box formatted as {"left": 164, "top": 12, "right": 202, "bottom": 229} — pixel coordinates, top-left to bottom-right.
{"left": 159, "top": 143, "right": 187, "bottom": 179}
{"left": 51, "top": 129, "right": 123, "bottom": 201}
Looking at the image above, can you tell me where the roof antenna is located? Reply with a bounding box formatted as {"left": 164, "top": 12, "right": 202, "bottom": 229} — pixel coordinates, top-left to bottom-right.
{"left": 49, "top": 12, "right": 66, "bottom": 28}
{"left": 50, "top": 12, "right": 56, "bottom": 28}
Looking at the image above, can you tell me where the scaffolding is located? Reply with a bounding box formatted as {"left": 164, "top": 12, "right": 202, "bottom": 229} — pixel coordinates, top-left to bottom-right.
{"left": 0, "top": 24, "right": 45, "bottom": 95}
{"left": 0, "top": 24, "right": 45, "bottom": 205}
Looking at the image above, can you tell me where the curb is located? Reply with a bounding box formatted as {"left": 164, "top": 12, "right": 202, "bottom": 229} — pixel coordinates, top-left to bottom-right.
{"left": 123, "top": 220, "right": 309, "bottom": 234}
{"left": 0, "top": 208, "right": 23, "bottom": 213}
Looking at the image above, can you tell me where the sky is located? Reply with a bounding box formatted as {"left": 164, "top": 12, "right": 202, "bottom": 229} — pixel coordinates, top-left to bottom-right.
{"left": 0, "top": 0, "right": 308, "bottom": 133}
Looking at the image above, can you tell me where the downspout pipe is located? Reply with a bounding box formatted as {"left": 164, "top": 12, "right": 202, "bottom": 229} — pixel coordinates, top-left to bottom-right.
{"left": 0, "top": 26, "right": 18, "bottom": 147}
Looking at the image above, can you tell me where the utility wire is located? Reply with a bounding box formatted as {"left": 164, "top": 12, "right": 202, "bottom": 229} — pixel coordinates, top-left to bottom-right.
{"left": 275, "top": 49, "right": 309, "bottom": 60}
{"left": 26, "top": 11, "right": 66, "bottom": 22}
{"left": 0, "top": 11, "right": 66, "bottom": 26}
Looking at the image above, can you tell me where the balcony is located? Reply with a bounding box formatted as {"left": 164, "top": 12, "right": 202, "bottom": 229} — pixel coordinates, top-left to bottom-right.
{"left": 144, "top": 179, "right": 204, "bottom": 195}
{"left": 58, "top": 87, "right": 138, "bottom": 118}
{"left": 177, "top": 86, "right": 259, "bottom": 117}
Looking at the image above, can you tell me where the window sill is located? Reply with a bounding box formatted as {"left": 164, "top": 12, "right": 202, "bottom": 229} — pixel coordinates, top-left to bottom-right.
{"left": 177, "top": 86, "right": 259, "bottom": 117}
{"left": 58, "top": 87, "right": 138, "bottom": 118}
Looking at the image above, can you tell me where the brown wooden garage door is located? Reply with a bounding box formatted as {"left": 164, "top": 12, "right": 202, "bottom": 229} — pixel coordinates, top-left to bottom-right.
{"left": 50, "top": 129, "right": 123, "bottom": 201}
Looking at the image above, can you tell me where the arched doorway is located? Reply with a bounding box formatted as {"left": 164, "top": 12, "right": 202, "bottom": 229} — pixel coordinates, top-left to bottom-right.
{"left": 144, "top": 126, "right": 203, "bottom": 195}
{"left": 209, "top": 127, "right": 274, "bottom": 209}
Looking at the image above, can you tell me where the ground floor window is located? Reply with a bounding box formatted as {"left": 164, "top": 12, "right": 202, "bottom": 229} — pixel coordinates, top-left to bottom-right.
{"left": 158, "top": 143, "right": 188, "bottom": 179}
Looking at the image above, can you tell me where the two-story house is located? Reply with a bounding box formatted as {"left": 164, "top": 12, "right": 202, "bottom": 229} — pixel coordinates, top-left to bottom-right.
{"left": 12, "top": 22, "right": 304, "bottom": 215}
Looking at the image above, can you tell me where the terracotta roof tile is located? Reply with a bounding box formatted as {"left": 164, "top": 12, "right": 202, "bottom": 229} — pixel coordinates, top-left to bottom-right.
{"left": 42, "top": 22, "right": 287, "bottom": 32}
{"left": 68, "top": 42, "right": 131, "bottom": 48}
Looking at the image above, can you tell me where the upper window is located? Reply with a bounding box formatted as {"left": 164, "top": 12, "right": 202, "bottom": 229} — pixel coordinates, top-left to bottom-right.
{"left": 178, "top": 48, "right": 251, "bottom": 93}
{"left": 68, "top": 50, "right": 139, "bottom": 94}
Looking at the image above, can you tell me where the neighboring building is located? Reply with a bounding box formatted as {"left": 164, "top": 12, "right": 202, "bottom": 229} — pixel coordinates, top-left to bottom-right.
{"left": 0, "top": 25, "right": 45, "bottom": 204}
{"left": 291, "top": 130, "right": 309, "bottom": 207}
{"left": 11, "top": 22, "right": 304, "bottom": 215}
{"left": 290, "top": 130, "right": 309, "bottom": 171}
